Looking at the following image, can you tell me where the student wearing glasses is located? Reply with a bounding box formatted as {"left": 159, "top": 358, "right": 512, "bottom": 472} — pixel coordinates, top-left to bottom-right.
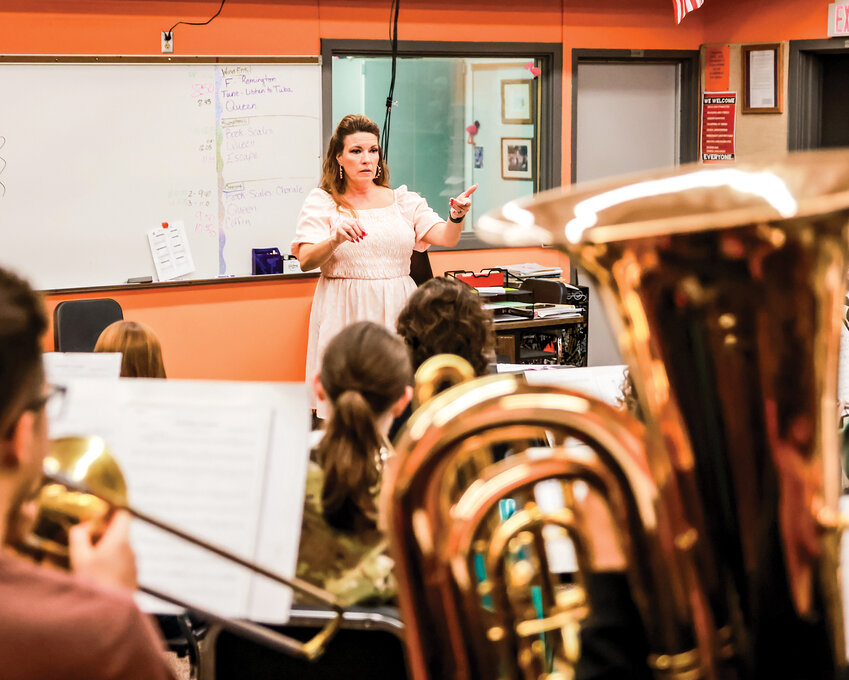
{"left": 0, "top": 267, "right": 175, "bottom": 680}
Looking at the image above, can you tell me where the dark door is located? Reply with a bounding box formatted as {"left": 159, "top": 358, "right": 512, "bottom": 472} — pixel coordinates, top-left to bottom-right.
{"left": 821, "top": 53, "right": 849, "bottom": 148}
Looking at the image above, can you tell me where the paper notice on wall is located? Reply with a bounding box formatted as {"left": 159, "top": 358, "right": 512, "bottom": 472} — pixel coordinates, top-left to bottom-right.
{"left": 704, "top": 45, "right": 730, "bottom": 92}
{"left": 701, "top": 92, "right": 736, "bottom": 163}
{"left": 747, "top": 50, "right": 776, "bottom": 108}
{"left": 148, "top": 220, "right": 195, "bottom": 281}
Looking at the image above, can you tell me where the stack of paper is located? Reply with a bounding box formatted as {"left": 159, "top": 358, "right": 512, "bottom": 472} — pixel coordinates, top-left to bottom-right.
{"left": 534, "top": 303, "right": 582, "bottom": 319}
{"left": 523, "top": 364, "right": 628, "bottom": 406}
{"left": 505, "top": 263, "right": 562, "bottom": 278}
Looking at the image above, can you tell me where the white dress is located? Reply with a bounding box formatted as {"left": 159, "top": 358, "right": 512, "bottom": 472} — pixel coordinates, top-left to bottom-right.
{"left": 292, "top": 185, "right": 443, "bottom": 414}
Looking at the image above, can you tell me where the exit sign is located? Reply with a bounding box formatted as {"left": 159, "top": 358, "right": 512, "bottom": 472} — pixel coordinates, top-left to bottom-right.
{"left": 828, "top": 2, "right": 849, "bottom": 36}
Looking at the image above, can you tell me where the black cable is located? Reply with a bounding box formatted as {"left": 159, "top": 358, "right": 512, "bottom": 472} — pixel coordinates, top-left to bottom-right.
{"left": 381, "top": 0, "right": 401, "bottom": 161}
{"left": 165, "top": 0, "right": 227, "bottom": 38}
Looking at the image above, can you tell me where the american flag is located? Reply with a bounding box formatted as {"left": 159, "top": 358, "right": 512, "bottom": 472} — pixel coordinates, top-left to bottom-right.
{"left": 674, "top": 0, "right": 705, "bottom": 23}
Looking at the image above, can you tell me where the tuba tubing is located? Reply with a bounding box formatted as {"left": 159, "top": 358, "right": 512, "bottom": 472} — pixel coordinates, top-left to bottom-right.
{"left": 387, "top": 374, "right": 708, "bottom": 679}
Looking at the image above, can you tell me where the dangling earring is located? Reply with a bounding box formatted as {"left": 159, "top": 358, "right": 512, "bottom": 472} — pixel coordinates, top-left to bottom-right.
{"left": 376, "top": 165, "right": 381, "bottom": 179}
{"left": 339, "top": 166, "right": 343, "bottom": 180}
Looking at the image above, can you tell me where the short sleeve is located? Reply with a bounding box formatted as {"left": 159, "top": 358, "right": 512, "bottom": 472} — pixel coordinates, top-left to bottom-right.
{"left": 395, "top": 185, "right": 444, "bottom": 253}
{"left": 291, "top": 188, "right": 336, "bottom": 253}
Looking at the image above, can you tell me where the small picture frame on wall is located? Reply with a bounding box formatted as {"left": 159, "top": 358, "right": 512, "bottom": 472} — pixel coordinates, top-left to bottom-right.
{"left": 501, "top": 79, "right": 534, "bottom": 125}
{"left": 741, "top": 43, "right": 783, "bottom": 114}
{"left": 501, "top": 138, "right": 533, "bottom": 180}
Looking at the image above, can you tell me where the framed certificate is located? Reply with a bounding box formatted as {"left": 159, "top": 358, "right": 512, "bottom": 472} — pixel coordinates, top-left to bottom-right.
{"left": 741, "top": 43, "right": 783, "bottom": 114}
{"left": 501, "top": 79, "right": 534, "bottom": 125}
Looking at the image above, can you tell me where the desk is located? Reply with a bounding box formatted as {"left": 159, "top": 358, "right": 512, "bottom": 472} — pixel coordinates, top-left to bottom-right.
{"left": 494, "top": 315, "right": 587, "bottom": 366}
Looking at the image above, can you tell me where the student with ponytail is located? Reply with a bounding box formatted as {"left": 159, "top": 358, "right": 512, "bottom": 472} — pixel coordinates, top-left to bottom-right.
{"left": 296, "top": 321, "right": 412, "bottom": 606}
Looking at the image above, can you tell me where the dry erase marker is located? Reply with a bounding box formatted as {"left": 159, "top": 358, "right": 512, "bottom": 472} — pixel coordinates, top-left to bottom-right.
{"left": 162, "top": 222, "right": 169, "bottom": 228}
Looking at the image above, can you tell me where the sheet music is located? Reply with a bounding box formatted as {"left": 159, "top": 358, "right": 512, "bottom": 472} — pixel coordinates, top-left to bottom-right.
{"left": 43, "top": 352, "right": 122, "bottom": 383}
{"left": 839, "top": 325, "right": 849, "bottom": 403}
{"left": 49, "top": 378, "right": 310, "bottom": 623}
{"left": 523, "top": 364, "right": 628, "bottom": 406}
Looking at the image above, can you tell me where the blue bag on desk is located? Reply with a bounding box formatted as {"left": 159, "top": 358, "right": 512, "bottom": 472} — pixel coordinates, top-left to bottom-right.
{"left": 252, "top": 248, "right": 284, "bottom": 275}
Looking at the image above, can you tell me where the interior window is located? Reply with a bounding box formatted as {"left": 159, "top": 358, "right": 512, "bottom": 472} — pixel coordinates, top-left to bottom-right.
{"left": 332, "top": 56, "right": 539, "bottom": 235}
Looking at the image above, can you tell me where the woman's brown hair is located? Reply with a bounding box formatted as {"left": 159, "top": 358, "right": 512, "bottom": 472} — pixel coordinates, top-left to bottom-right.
{"left": 316, "top": 321, "right": 411, "bottom": 531}
{"left": 396, "top": 277, "right": 495, "bottom": 377}
{"left": 94, "top": 320, "right": 167, "bottom": 379}
{"left": 319, "top": 114, "right": 390, "bottom": 210}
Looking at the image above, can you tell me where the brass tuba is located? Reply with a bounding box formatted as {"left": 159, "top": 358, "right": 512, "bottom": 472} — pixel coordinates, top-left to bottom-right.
{"left": 386, "top": 150, "right": 849, "bottom": 679}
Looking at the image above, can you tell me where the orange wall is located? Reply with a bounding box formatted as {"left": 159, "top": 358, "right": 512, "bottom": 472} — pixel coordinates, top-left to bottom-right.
{"left": 5, "top": 0, "right": 830, "bottom": 382}
{"left": 702, "top": 0, "right": 830, "bottom": 43}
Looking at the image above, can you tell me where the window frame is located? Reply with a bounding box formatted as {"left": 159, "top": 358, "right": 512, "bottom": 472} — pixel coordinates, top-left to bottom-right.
{"left": 321, "top": 39, "right": 563, "bottom": 251}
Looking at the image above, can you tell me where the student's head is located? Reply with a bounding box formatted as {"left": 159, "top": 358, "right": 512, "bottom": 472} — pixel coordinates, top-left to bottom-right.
{"left": 94, "top": 321, "right": 166, "bottom": 379}
{"left": 314, "top": 321, "right": 412, "bottom": 531}
{"left": 0, "top": 267, "right": 49, "bottom": 518}
{"left": 396, "top": 276, "right": 495, "bottom": 377}
{"left": 320, "top": 115, "right": 390, "bottom": 203}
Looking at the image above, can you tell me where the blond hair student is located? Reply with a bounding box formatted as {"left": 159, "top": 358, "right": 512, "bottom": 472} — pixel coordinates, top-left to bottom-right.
{"left": 94, "top": 320, "right": 167, "bottom": 378}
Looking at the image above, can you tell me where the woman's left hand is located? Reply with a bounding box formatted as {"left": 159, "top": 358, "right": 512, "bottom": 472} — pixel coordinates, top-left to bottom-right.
{"left": 449, "top": 184, "right": 478, "bottom": 221}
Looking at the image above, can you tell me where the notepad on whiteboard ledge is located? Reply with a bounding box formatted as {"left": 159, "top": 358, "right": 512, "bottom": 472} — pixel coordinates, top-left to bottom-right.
{"left": 147, "top": 220, "right": 196, "bottom": 281}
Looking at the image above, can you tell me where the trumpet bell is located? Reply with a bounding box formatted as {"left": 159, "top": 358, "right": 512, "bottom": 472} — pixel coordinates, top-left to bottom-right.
{"left": 21, "top": 436, "right": 127, "bottom": 562}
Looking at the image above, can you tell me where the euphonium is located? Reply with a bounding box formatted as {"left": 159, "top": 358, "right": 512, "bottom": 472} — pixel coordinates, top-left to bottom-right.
{"left": 387, "top": 149, "right": 849, "bottom": 679}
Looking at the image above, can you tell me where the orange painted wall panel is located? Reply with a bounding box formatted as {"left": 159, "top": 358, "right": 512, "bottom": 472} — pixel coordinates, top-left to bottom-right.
{"left": 0, "top": 1, "right": 320, "bottom": 55}
{"left": 701, "top": 0, "right": 829, "bottom": 43}
{"left": 318, "top": 0, "right": 562, "bottom": 43}
{"left": 44, "top": 278, "right": 318, "bottom": 381}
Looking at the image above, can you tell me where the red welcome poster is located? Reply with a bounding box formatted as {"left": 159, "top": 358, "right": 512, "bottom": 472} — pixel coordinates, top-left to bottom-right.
{"left": 701, "top": 91, "right": 736, "bottom": 163}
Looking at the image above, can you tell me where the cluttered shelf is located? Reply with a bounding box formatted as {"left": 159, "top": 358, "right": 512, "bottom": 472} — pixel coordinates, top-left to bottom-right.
{"left": 494, "top": 314, "right": 585, "bottom": 331}
{"left": 446, "top": 264, "right": 589, "bottom": 367}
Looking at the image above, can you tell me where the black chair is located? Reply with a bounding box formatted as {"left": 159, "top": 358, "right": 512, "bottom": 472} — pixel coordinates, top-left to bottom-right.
{"left": 53, "top": 298, "right": 123, "bottom": 352}
{"left": 198, "top": 604, "right": 408, "bottom": 680}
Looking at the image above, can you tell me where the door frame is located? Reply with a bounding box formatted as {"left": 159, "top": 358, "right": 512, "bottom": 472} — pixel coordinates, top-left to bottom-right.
{"left": 570, "top": 49, "right": 700, "bottom": 185}
{"left": 788, "top": 38, "right": 849, "bottom": 150}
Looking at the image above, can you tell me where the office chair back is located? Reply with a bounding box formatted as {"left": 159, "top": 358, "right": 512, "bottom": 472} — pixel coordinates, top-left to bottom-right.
{"left": 409, "top": 251, "right": 433, "bottom": 287}
{"left": 519, "top": 278, "right": 587, "bottom": 305}
{"left": 53, "top": 298, "right": 124, "bottom": 352}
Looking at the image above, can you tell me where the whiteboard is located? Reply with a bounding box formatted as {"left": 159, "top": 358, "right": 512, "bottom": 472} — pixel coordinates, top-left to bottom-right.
{"left": 0, "top": 58, "right": 322, "bottom": 290}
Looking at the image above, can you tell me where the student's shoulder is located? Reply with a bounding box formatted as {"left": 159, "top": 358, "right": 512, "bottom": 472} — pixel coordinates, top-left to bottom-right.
{"left": 0, "top": 558, "right": 170, "bottom": 679}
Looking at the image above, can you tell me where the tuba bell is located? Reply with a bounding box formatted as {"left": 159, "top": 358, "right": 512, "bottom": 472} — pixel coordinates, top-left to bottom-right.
{"left": 387, "top": 150, "right": 849, "bottom": 679}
